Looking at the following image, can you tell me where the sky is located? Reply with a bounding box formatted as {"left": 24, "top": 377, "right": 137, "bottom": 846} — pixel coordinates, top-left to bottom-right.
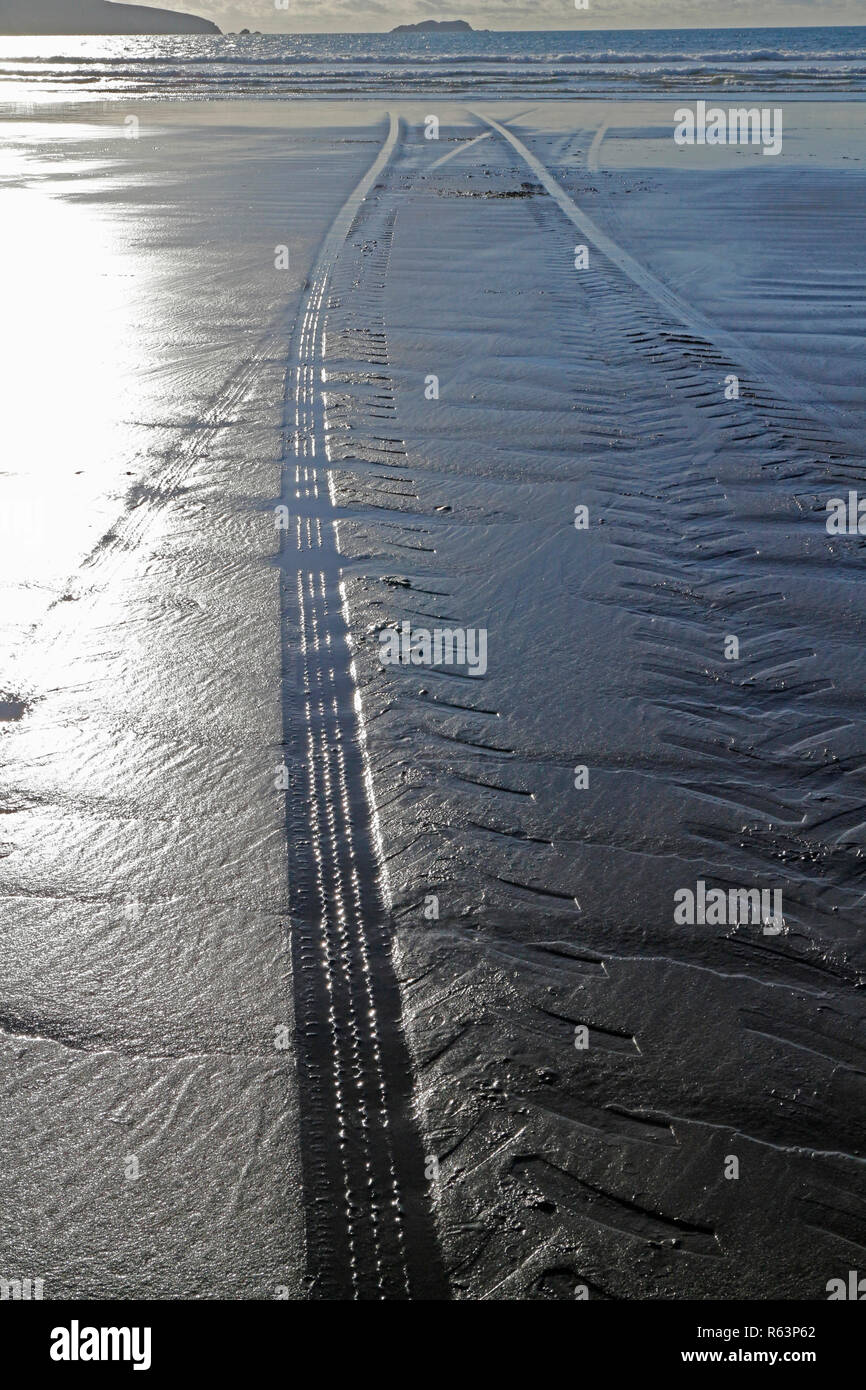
{"left": 144, "top": 0, "right": 866, "bottom": 35}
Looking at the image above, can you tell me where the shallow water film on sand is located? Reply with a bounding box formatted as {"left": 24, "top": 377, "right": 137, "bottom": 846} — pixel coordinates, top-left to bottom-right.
{"left": 1, "top": 31, "right": 865, "bottom": 1324}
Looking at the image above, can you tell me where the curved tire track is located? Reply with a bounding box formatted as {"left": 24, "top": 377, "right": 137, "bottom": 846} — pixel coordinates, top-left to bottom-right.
{"left": 474, "top": 110, "right": 862, "bottom": 452}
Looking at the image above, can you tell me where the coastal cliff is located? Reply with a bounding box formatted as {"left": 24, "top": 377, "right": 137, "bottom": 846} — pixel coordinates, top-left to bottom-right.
{"left": 0, "top": 0, "right": 220, "bottom": 34}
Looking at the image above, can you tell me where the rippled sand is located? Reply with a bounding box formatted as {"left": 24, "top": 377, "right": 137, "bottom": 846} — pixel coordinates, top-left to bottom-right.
{"left": 1, "top": 99, "right": 865, "bottom": 1299}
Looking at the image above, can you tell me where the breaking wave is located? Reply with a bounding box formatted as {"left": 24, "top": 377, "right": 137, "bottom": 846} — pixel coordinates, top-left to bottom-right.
{"left": 0, "top": 26, "right": 864, "bottom": 99}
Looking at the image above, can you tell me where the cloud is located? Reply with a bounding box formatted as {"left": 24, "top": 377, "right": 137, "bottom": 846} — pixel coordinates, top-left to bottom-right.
{"left": 139, "top": 0, "right": 866, "bottom": 34}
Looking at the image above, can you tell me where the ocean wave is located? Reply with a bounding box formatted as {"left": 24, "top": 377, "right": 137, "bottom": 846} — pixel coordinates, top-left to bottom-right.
{"left": 2, "top": 47, "right": 865, "bottom": 67}
{"left": 2, "top": 28, "right": 864, "bottom": 96}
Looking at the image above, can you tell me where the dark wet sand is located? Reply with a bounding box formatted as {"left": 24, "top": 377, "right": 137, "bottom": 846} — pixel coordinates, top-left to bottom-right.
{"left": 1, "top": 100, "right": 865, "bottom": 1299}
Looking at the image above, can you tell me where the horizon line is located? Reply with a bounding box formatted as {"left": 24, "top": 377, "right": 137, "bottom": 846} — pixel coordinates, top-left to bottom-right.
{"left": 213, "top": 21, "right": 866, "bottom": 33}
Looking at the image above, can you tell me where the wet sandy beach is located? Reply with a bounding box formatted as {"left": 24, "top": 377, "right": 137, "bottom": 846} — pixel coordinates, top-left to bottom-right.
{"left": 1, "top": 98, "right": 865, "bottom": 1299}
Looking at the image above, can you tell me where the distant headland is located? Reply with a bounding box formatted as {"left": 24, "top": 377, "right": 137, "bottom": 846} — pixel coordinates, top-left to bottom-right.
{"left": 0, "top": 0, "right": 220, "bottom": 34}
{"left": 390, "top": 19, "right": 474, "bottom": 33}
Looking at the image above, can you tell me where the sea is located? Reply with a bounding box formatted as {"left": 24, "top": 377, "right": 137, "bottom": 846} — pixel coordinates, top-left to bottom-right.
{"left": 0, "top": 25, "right": 865, "bottom": 101}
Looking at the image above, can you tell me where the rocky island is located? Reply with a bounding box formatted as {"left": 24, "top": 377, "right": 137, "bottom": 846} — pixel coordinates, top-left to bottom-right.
{"left": 390, "top": 19, "right": 474, "bottom": 33}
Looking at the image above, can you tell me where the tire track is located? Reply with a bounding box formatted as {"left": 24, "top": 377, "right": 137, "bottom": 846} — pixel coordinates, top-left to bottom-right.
{"left": 348, "top": 115, "right": 866, "bottom": 1297}
{"left": 474, "top": 113, "right": 866, "bottom": 930}
{"left": 279, "top": 115, "right": 448, "bottom": 1300}
{"left": 473, "top": 110, "right": 862, "bottom": 452}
